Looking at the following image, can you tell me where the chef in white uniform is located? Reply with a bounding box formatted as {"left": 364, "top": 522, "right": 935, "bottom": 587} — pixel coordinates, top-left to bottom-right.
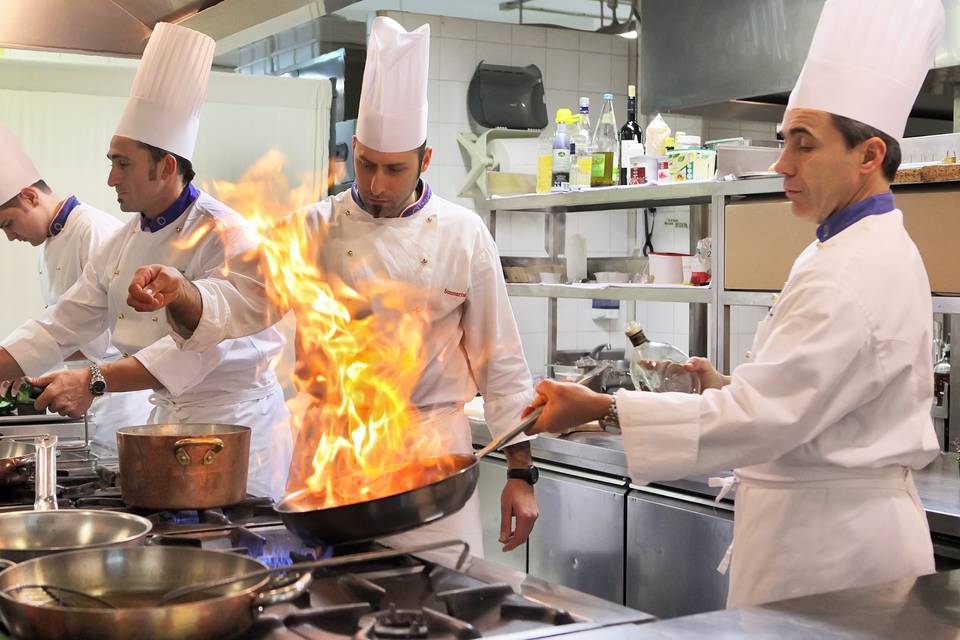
{"left": 0, "top": 23, "right": 292, "bottom": 498}
{"left": 127, "top": 17, "right": 539, "bottom": 558}
{"left": 521, "top": 0, "right": 943, "bottom": 608}
{"left": 0, "top": 125, "right": 152, "bottom": 450}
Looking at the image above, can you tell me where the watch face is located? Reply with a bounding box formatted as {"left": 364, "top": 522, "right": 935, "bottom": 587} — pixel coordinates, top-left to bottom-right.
{"left": 528, "top": 466, "right": 539, "bottom": 484}
{"left": 91, "top": 380, "right": 106, "bottom": 394}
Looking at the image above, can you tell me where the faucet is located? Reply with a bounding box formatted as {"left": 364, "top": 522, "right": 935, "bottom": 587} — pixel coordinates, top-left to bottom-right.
{"left": 589, "top": 343, "right": 611, "bottom": 360}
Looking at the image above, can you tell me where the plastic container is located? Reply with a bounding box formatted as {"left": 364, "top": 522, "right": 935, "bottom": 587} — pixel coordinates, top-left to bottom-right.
{"left": 648, "top": 252, "right": 685, "bottom": 284}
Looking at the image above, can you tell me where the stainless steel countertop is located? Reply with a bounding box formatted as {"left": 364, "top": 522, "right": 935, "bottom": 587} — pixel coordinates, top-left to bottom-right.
{"left": 590, "top": 568, "right": 960, "bottom": 639}
{"left": 470, "top": 420, "right": 960, "bottom": 536}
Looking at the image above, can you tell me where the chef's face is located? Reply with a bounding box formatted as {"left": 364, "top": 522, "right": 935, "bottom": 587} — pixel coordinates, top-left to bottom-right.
{"left": 773, "top": 109, "right": 866, "bottom": 224}
{"left": 107, "top": 136, "right": 170, "bottom": 213}
{"left": 0, "top": 190, "right": 50, "bottom": 246}
{"left": 353, "top": 138, "right": 432, "bottom": 218}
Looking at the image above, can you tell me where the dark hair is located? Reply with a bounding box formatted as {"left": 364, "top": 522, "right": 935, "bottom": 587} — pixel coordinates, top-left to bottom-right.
{"left": 0, "top": 179, "right": 51, "bottom": 209}
{"left": 137, "top": 142, "right": 196, "bottom": 184}
{"left": 416, "top": 142, "right": 427, "bottom": 166}
{"left": 830, "top": 114, "right": 901, "bottom": 182}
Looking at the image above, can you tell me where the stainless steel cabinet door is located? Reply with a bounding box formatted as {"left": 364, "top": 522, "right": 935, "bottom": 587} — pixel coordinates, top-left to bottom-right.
{"left": 477, "top": 457, "right": 527, "bottom": 571}
{"left": 527, "top": 467, "right": 627, "bottom": 603}
{"left": 626, "top": 490, "right": 733, "bottom": 618}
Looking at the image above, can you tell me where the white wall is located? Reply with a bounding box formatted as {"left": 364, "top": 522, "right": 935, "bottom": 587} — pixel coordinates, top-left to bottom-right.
{"left": 0, "top": 57, "right": 331, "bottom": 347}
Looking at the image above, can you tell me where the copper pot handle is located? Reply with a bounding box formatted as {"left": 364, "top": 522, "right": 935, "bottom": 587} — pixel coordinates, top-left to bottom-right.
{"left": 174, "top": 437, "right": 225, "bottom": 466}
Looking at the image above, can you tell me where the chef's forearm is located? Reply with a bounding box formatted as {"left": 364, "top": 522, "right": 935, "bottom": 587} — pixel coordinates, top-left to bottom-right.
{"left": 503, "top": 441, "right": 533, "bottom": 468}
{"left": 167, "top": 279, "right": 204, "bottom": 335}
{"left": 0, "top": 349, "right": 25, "bottom": 380}
{"left": 101, "top": 357, "right": 161, "bottom": 392}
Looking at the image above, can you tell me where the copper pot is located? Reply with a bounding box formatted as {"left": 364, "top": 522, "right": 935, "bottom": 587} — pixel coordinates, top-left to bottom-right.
{"left": 116, "top": 424, "right": 250, "bottom": 510}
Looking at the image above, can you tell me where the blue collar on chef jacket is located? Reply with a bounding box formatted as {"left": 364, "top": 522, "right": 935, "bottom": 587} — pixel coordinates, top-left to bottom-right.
{"left": 816, "top": 191, "right": 895, "bottom": 242}
{"left": 139, "top": 183, "right": 199, "bottom": 232}
{"left": 48, "top": 196, "right": 80, "bottom": 237}
{"left": 350, "top": 179, "right": 432, "bottom": 218}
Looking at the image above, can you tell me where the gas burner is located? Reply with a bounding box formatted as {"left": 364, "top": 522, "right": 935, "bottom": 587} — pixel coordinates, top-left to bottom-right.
{"left": 363, "top": 605, "right": 429, "bottom": 639}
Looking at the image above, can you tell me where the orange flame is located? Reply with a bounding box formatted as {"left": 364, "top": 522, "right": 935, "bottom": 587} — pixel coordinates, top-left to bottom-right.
{"left": 206, "top": 150, "right": 458, "bottom": 509}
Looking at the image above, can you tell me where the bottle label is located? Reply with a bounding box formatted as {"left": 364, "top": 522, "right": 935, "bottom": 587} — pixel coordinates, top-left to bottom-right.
{"left": 620, "top": 140, "right": 644, "bottom": 169}
{"left": 591, "top": 153, "right": 605, "bottom": 178}
{"left": 552, "top": 148, "right": 571, "bottom": 172}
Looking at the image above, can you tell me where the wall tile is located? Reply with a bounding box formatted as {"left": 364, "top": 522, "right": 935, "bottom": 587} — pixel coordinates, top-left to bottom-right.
{"left": 612, "top": 35, "right": 630, "bottom": 56}
{"left": 436, "top": 80, "right": 470, "bottom": 125}
{"left": 579, "top": 52, "right": 614, "bottom": 93}
{"left": 544, "top": 89, "right": 580, "bottom": 124}
{"left": 402, "top": 13, "right": 442, "bottom": 34}
{"left": 476, "top": 20, "right": 512, "bottom": 44}
{"left": 438, "top": 37, "right": 477, "bottom": 81}
{"left": 429, "top": 123, "right": 467, "bottom": 168}
{"left": 544, "top": 48, "right": 580, "bottom": 92}
{"left": 546, "top": 28, "right": 580, "bottom": 51}
{"left": 511, "top": 297, "right": 547, "bottom": 334}
{"left": 580, "top": 32, "right": 613, "bottom": 54}
{"left": 476, "top": 41, "right": 512, "bottom": 66}
{"left": 520, "top": 332, "right": 548, "bottom": 376}
{"left": 511, "top": 45, "right": 546, "bottom": 72}
{"left": 557, "top": 331, "right": 578, "bottom": 351}
{"left": 512, "top": 25, "right": 547, "bottom": 47}
{"left": 557, "top": 299, "right": 580, "bottom": 334}
{"left": 440, "top": 16, "right": 477, "bottom": 40}
{"left": 611, "top": 55, "right": 629, "bottom": 96}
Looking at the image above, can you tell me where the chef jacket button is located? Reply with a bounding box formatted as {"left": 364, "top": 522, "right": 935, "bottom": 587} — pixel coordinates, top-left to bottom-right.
{"left": 152, "top": 317, "right": 159, "bottom": 323}
{"left": 346, "top": 250, "right": 354, "bottom": 257}
{"left": 176, "top": 226, "right": 183, "bottom": 233}
{"left": 117, "top": 313, "right": 125, "bottom": 320}
{"left": 427, "top": 216, "right": 434, "bottom": 223}
{"left": 114, "top": 270, "right": 120, "bottom": 276}
{"left": 43, "top": 305, "right": 48, "bottom": 310}
{"left": 771, "top": 293, "right": 780, "bottom": 302}
{"left": 56, "top": 266, "right": 61, "bottom": 271}
{"left": 745, "top": 350, "right": 754, "bottom": 360}
{"left": 816, "top": 242, "right": 824, "bottom": 249}
{"left": 420, "top": 258, "right": 428, "bottom": 265}
{"left": 345, "top": 210, "right": 352, "bottom": 216}
{"left": 122, "top": 352, "right": 129, "bottom": 358}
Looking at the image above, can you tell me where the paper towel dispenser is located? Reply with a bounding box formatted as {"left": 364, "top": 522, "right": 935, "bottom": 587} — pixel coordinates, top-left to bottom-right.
{"left": 467, "top": 62, "right": 548, "bottom": 130}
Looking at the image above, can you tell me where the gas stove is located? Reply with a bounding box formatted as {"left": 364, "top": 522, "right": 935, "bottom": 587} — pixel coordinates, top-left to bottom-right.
{"left": 0, "top": 443, "right": 653, "bottom": 638}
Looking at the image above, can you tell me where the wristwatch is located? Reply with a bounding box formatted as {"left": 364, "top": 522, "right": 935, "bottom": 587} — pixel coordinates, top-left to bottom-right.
{"left": 507, "top": 465, "right": 539, "bottom": 485}
{"left": 599, "top": 394, "right": 620, "bottom": 430}
{"left": 88, "top": 364, "right": 107, "bottom": 396}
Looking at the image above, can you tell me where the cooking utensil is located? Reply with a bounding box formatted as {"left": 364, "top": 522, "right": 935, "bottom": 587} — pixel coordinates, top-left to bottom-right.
{"left": 116, "top": 424, "right": 250, "bottom": 509}
{"left": 33, "top": 435, "right": 56, "bottom": 512}
{"left": 0, "top": 441, "right": 33, "bottom": 488}
{"left": 0, "top": 510, "right": 152, "bottom": 563}
{"left": 0, "top": 546, "right": 311, "bottom": 640}
{"left": 275, "top": 364, "right": 609, "bottom": 546}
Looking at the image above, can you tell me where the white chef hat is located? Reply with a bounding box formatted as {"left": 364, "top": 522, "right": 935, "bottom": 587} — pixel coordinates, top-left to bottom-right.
{"left": 356, "top": 17, "right": 430, "bottom": 153}
{"left": 0, "top": 125, "right": 40, "bottom": 205}
{"left": 114, "top": 22, "right": 215, "bottom": 161}
{"left": 787, "top": 0, "right": 944, "bottom": 139}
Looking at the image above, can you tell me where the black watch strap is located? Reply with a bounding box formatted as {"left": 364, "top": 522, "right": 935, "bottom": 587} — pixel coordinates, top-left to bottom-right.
{"left": 507, "top": 465, "right": 539, "bottom": 485}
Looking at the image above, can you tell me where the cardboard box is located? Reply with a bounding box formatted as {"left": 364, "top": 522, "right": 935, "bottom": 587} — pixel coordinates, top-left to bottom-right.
{"left": 724, "top": 198, "right": 815, "bottom": 291}
{"left": 724, "top": 187, "right": 960, "bottom": 293}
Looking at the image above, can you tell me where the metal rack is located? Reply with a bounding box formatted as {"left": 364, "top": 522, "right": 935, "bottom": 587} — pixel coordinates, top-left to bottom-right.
{"left": 486, "top": 178, "right": 959, "bottom": 450}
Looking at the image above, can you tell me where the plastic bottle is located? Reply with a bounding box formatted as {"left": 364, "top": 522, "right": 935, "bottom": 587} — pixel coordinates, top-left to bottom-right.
{"left": 571, "top": 98, "right": 593, "bottom": 190}
{"left": 551, "top": 108, "right": 574, "bottom": 192}
{"left": 591, "top": 93, "right": 618, "bottom": 187}
{"left": 625, "top": 321, "right": 701, "bottom": 393}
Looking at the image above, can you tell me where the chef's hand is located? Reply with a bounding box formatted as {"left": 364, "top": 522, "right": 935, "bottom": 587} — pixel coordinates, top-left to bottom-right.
{"left": 500, "top": 479, "right": 538, "bottom": 552}
{"left": 683, "top": 357, "right": 730, "bottom": 392}
{"left": 127, "top": 265, "right": 187, "bottom": 312}
{"left": 30, "top": 370, "right": 93, "bottom": 417}
{"left": 521, "top": 379, "right": 610, "bottom": 435}
{"left": 0, "top": 378, "right": 26, "bottom": 398}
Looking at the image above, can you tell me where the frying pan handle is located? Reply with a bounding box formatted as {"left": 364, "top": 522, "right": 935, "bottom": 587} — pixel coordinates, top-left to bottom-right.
{"left": 174, "top": 437, "right": 225, "bottom": 466}
{"left": 476, "top": 362, "right": 610, "bottom": 458}
{"left": 253, "top": 571, "right": 313, "bottom": 607}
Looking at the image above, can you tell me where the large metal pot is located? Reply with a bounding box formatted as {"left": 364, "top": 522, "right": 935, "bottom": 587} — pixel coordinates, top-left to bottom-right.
{"left": 116, "top": 424, "right": 250, "bottom": 510}
{"left": 0, "top": 510, "right": 152, "bottom": 564}
{"left": 0, "top": 546, "right": 309, "bottom": 640}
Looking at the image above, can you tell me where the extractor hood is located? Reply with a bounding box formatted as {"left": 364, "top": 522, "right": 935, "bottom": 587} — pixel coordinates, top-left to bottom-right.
{"left": 0, "top": 0, "right": 362, "bottom": 58}
{"left": 641, "top": 0, "right": 959, "bottom": 135}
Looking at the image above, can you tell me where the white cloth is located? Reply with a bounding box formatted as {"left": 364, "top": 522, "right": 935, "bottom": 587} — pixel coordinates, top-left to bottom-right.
{"left": 786, "top": 0, "right": 944, "bottom": 137}
{"left": 0, "top": 125, "right": 39, "bottom": 203}
{"left": 356, "top": 17, "right": 430, "bottom": 153}
{"left": 170, "top": 187, "right": 535, "bottom": 554}
{"left": 3, "top": 191, "right": 292, "bottom": 494}
{"left": 615, "top": 209, "right": 938, "bottom": 607}
{"left": 39, "top": 200, "right": 153, "bottom": 450}
{"left": 114, "top": 22, "right": 215, "bottom": 160}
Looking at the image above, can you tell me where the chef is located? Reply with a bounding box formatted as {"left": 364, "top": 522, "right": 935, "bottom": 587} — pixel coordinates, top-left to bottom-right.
{"left": 0, "top": 23, "right": 292, "bottom": 498}
{"left": 522, "top": 0, "right": 943, "bottom": 607}
{"left": 127, "top": 17, "right": 539, "bottom": 558}
{"left": 0, "top": 126, "right": 153, "bottom": 450}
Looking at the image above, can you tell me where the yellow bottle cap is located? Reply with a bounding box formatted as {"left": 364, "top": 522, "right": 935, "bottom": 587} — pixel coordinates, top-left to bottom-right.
{"left": 555, "top": 108, "right": 574, "bottom": 124}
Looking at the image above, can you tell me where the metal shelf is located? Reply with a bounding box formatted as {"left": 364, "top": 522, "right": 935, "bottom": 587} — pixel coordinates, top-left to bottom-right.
{"left": 507, "top": 283, "right": 713, "bottom": 304}
{"left": 933, "top": 296, "right": 960, "bottom": 315}
{"left": 486, "top": 177, "right": 785, "bottom": 213}
{"left": 723, "top": 290, "right": 960, "bottom": 313}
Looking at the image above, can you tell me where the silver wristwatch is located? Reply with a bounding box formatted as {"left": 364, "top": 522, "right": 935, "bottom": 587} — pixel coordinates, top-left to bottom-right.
{"left": 88, "top": 364, "right": 107, "bottom": 396}
{"left": 599, "top": 394, "right": 619, "bottom": 430}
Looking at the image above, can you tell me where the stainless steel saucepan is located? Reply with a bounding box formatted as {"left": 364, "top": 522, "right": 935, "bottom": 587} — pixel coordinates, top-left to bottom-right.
{"left": 275, "top": 364, "right": 608, "bottom": 546}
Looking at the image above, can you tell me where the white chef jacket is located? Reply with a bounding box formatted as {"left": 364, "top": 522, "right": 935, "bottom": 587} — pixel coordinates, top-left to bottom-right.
{"left": 616, "top": 207, "right": 938, "bottom": 607}
{"left": 4, "top": 190, "right": 292, "bottom": 496}
{"left": 39, "top": 199, "right": 153, "bottom": 447}
{"left": 171, "top": 183, "right": 536, "bottom": 559}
